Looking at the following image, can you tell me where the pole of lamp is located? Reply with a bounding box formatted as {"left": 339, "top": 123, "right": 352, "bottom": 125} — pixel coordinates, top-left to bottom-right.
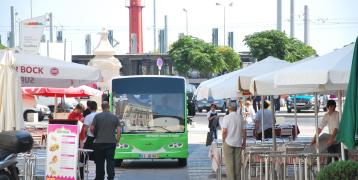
{"left": 183, "top": 8, "right": 188, "bottom": 35}
{"left": 153, "top": 0, "right": 156, "bottom": 52}
{"left": 30, "top": 0, "right": 33, "bottom": 18}
{"left": 49, "top": 13, "right": 53, "bottom": 43}
{"left": 223, "top": 6, "right": 226, "bottom": 46}
{"left": 185, "top": 10, "right": 188, "bottom": 35}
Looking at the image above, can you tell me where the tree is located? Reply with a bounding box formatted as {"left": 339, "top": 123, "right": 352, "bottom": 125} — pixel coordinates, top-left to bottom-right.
{"left": 244, "top": 30, "right": 316, "bottom": 62}
{"left": 169, "top": 36, "right": 226, "bottom": 76}
{"left": 285, "top": 38, "right": 316, "bottom": 62}
{"left": 0, "top": 44, "right": 6, "bottom": 49}
{"left": 244, "top": 30, "right": 288, "bottom": 60}
{"left": 218, "top": 46, "right": 241, "bottom": 72}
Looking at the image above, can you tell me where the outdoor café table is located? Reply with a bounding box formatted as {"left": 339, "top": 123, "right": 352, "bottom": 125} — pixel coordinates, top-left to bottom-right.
{"left": 243, "top": 144, "right": 283, "bottom": 180}
{"left": 258, "top": 152, "right": 341, "bottom": 180}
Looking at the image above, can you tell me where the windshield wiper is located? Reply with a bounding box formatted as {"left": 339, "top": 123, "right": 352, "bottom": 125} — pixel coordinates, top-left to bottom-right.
{"left": 153, "top": 114, "right": 184, "bottom": 121}
{"left": 147, "top": 126, "right": 172, "bottom": 133}
{"left": 124, "top": 129, "right": 155, "bottom": 134}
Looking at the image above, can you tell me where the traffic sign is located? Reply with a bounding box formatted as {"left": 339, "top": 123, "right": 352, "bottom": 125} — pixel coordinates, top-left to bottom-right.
{"left": 156, "top": 57, "right": 163, "bottom": 70}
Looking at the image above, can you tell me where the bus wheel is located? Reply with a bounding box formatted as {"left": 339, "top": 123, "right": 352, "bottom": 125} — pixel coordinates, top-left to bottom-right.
{"left": 178, "top": 158, "right": 187, "bottom": 167}
{"left": 115, "top": 159, "right": 123, "bottom": 167}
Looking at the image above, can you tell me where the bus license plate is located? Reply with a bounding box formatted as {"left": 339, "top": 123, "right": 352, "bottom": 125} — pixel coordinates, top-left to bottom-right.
{"left": 296, "top": 103, "right": 306, "bottom": 105}
{"left": 140, "top": 154, "right": 159, "bottom": 158}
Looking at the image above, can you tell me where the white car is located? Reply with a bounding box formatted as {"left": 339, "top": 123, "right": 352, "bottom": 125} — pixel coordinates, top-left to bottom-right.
{"left": 22, "top": 94, "right": 50, "bottom": 121}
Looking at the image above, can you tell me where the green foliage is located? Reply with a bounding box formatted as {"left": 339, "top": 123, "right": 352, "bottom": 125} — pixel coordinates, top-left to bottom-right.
{"left": 244, "top": 30, "right": 288, "bottom": 60}
{"left": 0, "top": 44, "right": 6, "bottom": 49}
{"left": 218, "top": 46, "right": 241, "bottom": 72}
{"left": 169, "top": 36, "right": 241, "bottom": 76}
{"left": 244, "top": 30, "right": 316, "bottom": 62}
{"left": 317, "top": 160, "right": 358, "bottom": 180}
{"left": 285, "top": 38, "right": 316, "bottom": 63}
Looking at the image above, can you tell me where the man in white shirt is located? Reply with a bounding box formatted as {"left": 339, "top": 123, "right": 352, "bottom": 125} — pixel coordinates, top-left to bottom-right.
{"left": 80, "top": 101, "right": 98, "bottom": 179}
{"left": 221, "top": 102, "right": 246, "bottom": 180}
{"left": 311, "top": 100, "right": 340, "bottom": 153}
{"left": 254, "top": 100, "right": 273, "bottom": 141}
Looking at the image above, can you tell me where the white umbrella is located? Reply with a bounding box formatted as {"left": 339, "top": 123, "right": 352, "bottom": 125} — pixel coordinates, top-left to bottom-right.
{"left": 0, "top": 51, "right": 102, "bottom": 88}
{"left": 0, "top": 51, "right": 23, "bottom": 131}
{"left": 274, "top": 43, "right": 354, "bottom": 91}
{"left": 238, "top": 56, "right": 289, "bottom": 91}
{"left": 274, "top": 43, "right": 355, "bottom": 165}
{"left": 194, "top": 69, "right": 242, "bottom": 100}
{"left": 249, "top": 56, "right": 316, "bottom": 95}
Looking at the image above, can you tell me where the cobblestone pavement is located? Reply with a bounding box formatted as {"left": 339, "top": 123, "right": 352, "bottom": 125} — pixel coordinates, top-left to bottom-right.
{"left": 23, "top": 112, "right": 324, "bottom": 180}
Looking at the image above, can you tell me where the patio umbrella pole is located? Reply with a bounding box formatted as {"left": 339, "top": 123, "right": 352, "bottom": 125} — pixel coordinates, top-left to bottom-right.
{"left": 314, "top": 92, "right": 320, "bottom": 171}
{"left": 261, "top": 96, "right": 265, "bottom": 141}
{"left": 338, "top": 90, "right": 345, "bottom": 160}
{"left": 294, "top": 95, "right": 298, "bottom": 140}
{"left": 270, "top": 96, "right": 277, "bottom": 151}
{"left": 54, "top": 95, "right": 57, "bottom": 119}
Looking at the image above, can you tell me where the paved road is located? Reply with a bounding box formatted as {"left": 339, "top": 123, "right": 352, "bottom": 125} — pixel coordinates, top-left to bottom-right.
{"left": 26, "top": 112, "right": 328, "bottom": 179}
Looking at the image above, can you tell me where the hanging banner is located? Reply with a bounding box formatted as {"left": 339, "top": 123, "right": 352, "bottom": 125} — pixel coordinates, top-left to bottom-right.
{"left": 46, "top": 123, "right": 79, "bottom": 180}
{"left": 19, "top": 15, "right": 46, "bottom": 54}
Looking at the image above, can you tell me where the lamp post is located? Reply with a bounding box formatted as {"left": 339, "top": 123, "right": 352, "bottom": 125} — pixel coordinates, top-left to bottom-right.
{"left": 216, "top": 2, "right": 233, "bottom": 46}
{"left": 183, "top": 8, "right": 188, "bottom": 35}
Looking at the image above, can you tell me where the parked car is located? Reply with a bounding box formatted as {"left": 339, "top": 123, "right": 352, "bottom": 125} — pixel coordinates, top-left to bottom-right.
{"left": 22, "top": 94, "right": 50, "bottom": 121}
{"left": 194, "top": 96, "right": 226, "bottom": 113}
{"left": 286, "top": 95, "right": 319, "bottom": 113}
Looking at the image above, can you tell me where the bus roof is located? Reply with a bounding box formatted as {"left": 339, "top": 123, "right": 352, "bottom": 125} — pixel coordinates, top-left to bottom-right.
{"left": 111, "top": 75, "right": 186, "bottom": 81}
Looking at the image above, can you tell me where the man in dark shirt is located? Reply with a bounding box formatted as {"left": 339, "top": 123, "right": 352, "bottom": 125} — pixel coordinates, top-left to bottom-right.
{"left": 90, "top": 101, "right": 121, "bottom": 180}
{"left": 83, "top": 100, "right": 93, "bottom": 117}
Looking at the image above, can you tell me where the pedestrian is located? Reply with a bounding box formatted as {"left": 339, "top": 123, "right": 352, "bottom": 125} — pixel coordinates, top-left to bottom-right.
{"left": 91, "top": 101, "right": 121, "bottom": 180}
{"left": 67, "top": 104, "right": 87, "bottom": 145}
{"left": 243, "top": 101, "right": 255, "bottom": 124}
{"left": 252, "top": 96, "right": 261, "bottom": 113}
{"left": 68, "top": 104, "right": 84, "bottom": 122}
{"left": 254, "top": 100, "right": 273, "bottom": 141}
{"left": 273, "top": 95, "right": 281, "bottom": 112}
{"left": 207, "top": 104, "right": 219, "bottom": 141}
{"left": 79, "top": 101, "right": 98, "bottom": 179}
{"left": 221, "top": 102, "right": 246, "bottom": 180}
{"left": 83, "top": 100, "right": 93, "bottom": 118}
{"left": 311, "top": 100, "right": 346, "bottom": 161}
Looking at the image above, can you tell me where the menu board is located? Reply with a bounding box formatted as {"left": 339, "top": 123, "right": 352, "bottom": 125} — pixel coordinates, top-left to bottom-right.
{"left": 46, "top": 124, "right": 79, "bottom": 180}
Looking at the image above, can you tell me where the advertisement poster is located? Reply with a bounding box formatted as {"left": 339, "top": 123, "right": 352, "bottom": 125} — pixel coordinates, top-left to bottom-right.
{"left": 46, "top": 124, "right": 79, "bottom": 180}
{"left": 19, "top": 15, "right": 46, "bottom": 54}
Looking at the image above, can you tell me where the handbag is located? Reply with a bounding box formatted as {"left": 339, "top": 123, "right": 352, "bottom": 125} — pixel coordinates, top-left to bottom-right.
{"left": 206, "top": 131, "right": 214, "bottom": 146}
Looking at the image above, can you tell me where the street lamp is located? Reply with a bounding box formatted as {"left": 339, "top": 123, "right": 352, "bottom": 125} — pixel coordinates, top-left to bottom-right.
{"left": 216, "top": 2, "right": 233, "bottom": 46}
{"left": 183, "top": 8, "right": 188, "bottom": 35}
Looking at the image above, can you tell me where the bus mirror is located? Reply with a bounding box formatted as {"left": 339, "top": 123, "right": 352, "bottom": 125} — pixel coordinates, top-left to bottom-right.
{"left": 102, "top": 90, "right": 110, "bottom": 102}
{"left": 188, "top": 101, "right": 196, "bottom": 116}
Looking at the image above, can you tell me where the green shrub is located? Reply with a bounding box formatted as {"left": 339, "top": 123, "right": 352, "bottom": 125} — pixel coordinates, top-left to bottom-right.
{"left": 317, "top": 160, "right": 358, "bottom": 180}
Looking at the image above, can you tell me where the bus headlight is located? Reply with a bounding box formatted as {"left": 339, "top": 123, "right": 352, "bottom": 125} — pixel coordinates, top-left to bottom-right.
{"left": 117, "top": 143, "right": 129, "bottom": 149}
{"left": 168, "top": 143, "right": 183, "bottom": 148}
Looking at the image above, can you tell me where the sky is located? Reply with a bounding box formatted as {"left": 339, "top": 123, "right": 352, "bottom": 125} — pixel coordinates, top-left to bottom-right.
{"left": 0, "top": 0, "right": 357, "bottom": 56}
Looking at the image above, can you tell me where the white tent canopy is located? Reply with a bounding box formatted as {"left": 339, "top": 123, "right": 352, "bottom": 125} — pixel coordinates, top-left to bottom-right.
{"left": 238, "top": 56, "right": 289, "bottom": 91}
{"left": 249, "top": 57, "right": 316, "bottom": 95}
{"left": 0, "top": 51, "right": 102, "bottom": 88}
{"left": 194, "top": 69, "right": 242, "bottom": 100}
{"left": 274, "top": 43, "right": 354, "bottom": 92}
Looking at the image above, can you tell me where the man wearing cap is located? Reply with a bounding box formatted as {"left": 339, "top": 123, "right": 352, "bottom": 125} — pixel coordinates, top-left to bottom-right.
{"left": 222, "top": 102, "right": 246, "bottom": 180}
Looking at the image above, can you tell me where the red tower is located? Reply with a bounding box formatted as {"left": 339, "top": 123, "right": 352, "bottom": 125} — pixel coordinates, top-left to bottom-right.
{"left": 127, "top": 0, "right": 144, "bottom": 54}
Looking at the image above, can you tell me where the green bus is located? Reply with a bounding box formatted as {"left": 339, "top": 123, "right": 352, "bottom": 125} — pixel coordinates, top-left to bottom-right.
{"left": 111, "top": 76, "right": 189, "bottom": 166}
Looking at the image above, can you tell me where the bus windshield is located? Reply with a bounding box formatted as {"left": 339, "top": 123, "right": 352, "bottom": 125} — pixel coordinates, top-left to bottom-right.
{"left": 112, "top": 77, "right": 185, "bottom": 133}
